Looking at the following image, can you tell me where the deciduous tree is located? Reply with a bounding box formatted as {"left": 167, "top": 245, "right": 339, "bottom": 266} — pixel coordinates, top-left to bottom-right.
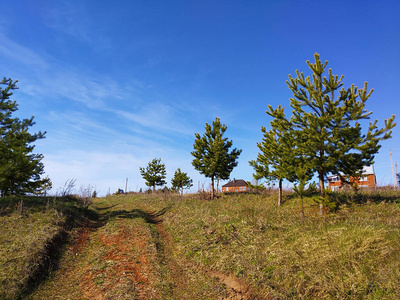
{"left": 192, "top": 117, "right": 241, "bottom": 200}
{"left": 0, "top": 77, "right": 51, "bottom": 196}
{"left": 139, "top": 158, "right": 166, "bottom": 192}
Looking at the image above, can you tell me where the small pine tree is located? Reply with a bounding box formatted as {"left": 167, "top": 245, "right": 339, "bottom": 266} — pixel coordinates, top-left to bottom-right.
{"left": 139, "top": 158, "right": 167, "bottom": 192}
{"left": 192, "top": 117, "right": 241, "bottom": 200}
{"left": 171, "top": 168, "right": 193, "bottom": 194}
{"left": 250, "top": 105, "right": 297, "bottom": 206}
{"left": 292, "top": 160, "right": 316, "bottom": 221}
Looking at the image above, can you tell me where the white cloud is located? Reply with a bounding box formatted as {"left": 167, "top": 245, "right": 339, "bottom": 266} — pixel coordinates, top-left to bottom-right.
{"left": 0, "top": 30, "right": 220, "bottom": 139}
{"left": 43, "top": 150, "right": 147, "bottom": 195}
{"left": 21, "top": 70, "right": 131, "bottom": 109}
{"left": 113, "top": 102, "right": 197, "bottom": 136}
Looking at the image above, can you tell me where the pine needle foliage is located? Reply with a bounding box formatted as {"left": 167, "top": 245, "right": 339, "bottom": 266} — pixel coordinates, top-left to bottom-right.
{"left": 269, "top": 53, "right": 396, "bottom": 202}
{"left": 192, "top": 117, "right": 241, "bottom": 200}
{"left": 140, "top": 158, "right": 167, "bottom": 192}
{"left": 0, "top": 77, "right": 51, "bottom": 196}
{"left": 171, "top": 168, "right": 193, "bottom": 195}
{"left": 250, "top": 105, "right": 298, "bottom": 206}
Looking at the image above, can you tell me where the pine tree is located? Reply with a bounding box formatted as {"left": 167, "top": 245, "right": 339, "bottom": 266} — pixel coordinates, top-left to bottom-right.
{"left": 270, "top": 53, "right": 395, "bottom": 209}
{"left": 250, "top": 105, "right": 298, "bottom": 206}
{"left": 292, "top": 160, "right": 316, "bottom": 221}
{"left": 192, "top": 117, "right": 242, "bottom": 200}
{"left": 171, "top": 168, "right": 193, "bottom": 194}
{"left": 139, "top": 158, "right": 167, "bottom": 192}
{"left": 0, "top": 77, "right": 51, "bottom": 197}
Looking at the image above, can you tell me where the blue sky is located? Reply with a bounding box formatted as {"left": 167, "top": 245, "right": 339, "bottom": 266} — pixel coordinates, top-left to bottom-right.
{"left": 1, "top": 0, "right": 399, "bottom": 195}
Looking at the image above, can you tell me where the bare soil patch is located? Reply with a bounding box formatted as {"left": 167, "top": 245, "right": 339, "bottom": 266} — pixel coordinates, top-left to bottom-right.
{"left": 28, "top": 200, "right": 257, "bottom": 299}
{"left": 29, "top": 215, "right": 158, "bottom": 299}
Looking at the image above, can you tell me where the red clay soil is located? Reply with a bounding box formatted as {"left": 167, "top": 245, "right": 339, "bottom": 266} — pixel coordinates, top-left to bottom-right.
{"left": 77, "top": 224, "right": 156, "bottom": 299}
{"left": 31, "top": 219, "right": 157, "bottom": 300}
{"left": 31, "top": 213, "right": 256, "bottom": 299}
{"left": 70, "top": 219, "right": 92, "bottom": 254}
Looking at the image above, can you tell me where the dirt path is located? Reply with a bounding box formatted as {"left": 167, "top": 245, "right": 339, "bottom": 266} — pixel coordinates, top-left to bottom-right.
{"left": 28, "top": 205, "right": 255, "bottom": 299}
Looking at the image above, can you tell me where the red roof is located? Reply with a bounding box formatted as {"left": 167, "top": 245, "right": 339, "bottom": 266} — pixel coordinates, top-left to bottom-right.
{"left": 222, "top": 179, "right": 247, "bottom": 188}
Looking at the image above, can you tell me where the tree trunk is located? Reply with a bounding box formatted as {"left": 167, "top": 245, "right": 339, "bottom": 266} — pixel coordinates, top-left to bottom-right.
{"left": 153, "top": 183, "right": 156, "bottom": 192}
{"left": 210, "top": 175, "right": 215, "bottom": 200}
{"left": 318, "top": 169, "right": 325, "bottom": 214}
{"left": 278, "top": 178, "right": 282, "bottom": 206}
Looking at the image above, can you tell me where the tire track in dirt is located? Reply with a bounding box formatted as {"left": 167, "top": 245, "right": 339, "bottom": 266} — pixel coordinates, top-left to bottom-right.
{"left": 29, "top": 205, "right": 257, "bottom": 299}
{"left": 74, "top": 216, "right": 160, "bottom": 299}
{"left": 29, "top": 212, "right": 159, "bottom": 299}
{"left": 151, "top": 211, "right": 256, "bottom": 300}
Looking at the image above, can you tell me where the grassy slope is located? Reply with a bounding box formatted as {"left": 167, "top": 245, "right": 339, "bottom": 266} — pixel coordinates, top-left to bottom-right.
{"left": 2, "top": 190, "right": 400, "bottom": 299}
{"left": 0, "top": 196, "right": 96, "bottom": 299}
{"left": 110, "top": 191, "right": 400, "bottom": 299}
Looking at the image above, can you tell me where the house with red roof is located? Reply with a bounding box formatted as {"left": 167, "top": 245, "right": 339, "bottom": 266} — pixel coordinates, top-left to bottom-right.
{"left": 222, "top": 179, "right": 249, "bottom": 193}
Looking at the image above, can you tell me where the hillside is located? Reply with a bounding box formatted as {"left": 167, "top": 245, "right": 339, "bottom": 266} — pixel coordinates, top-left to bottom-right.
{"left": 1, "top": 190, "right": 400, "bottom": 299}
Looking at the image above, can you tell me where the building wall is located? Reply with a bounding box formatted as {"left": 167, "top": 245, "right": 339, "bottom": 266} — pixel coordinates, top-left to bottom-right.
{"left": 357, "top": 174, "right": 376, "bottom": 188}
{"left": 328, "top": 174, "right": 376, "bottom": 190}
{"left": 222, "top": 186, "right": 248, "bottom": 192}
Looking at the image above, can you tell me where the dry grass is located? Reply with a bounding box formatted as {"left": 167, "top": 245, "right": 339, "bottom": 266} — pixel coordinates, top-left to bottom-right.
{"left": 3, "top": 189, "right": 400, "bottom": 299}
{"left": 0, "top": 209, "right": 62, "bottom": 299}
{"left": 0, "top": 196, "right": 96, "bottom": 299}
{"left": 115, "top": 190, "right": 400, "bottom": 299}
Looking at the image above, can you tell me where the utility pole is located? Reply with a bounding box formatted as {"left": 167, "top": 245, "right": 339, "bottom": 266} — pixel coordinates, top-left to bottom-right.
{"left": 390, "top": 150, "right": 396, "bottom": 188}
{"left": 396, "top": 162, "right": 398, "bottom": 189}
{"left": 125, "top": 178, "right": 128, "bottom": 194}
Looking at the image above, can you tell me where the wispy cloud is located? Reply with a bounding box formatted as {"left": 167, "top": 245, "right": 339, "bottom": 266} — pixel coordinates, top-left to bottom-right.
{"left": 0, "top": 32, "right": 48, "bottom": 69}
{"left": 0, "top": 30, "right": 233, "bottom": 195}
{"left": 0, "top": 29, "right": 220, "bottom": 138}
{"left": 41, "top": 2, "right": 111, "bottom": 50}
{"left": 113, "top": 102, "right": 198, "bottom": 136}
{"left": 22, "top": 70, "right": 126, "bottom": 109}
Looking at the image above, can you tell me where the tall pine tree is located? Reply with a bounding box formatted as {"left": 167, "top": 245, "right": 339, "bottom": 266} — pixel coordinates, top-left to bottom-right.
{"left": 0, "top": 77, "right": 51, "bottom": 196}
{"left": 270, "top": 53, "right": 395, "bottom": 206}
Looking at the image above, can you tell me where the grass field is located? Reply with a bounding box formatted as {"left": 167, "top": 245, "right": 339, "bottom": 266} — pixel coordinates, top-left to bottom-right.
{"left": 1, "top": 189, "right": 400, "bottom": 299}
